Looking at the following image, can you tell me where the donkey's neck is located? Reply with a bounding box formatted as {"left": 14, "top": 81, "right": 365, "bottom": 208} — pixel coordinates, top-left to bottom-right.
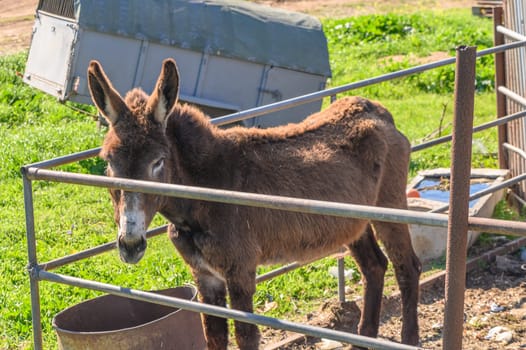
{"left": 161, "top": 103, "right": 233, "bottom": 226}
{"left": 166, "top": 104, "right": 230, "bottom": 185}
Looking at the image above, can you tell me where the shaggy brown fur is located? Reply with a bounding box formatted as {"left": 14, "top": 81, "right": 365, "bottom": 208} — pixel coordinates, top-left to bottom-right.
{"left": 88, "top": 59, "right": 421, "bottom": 350}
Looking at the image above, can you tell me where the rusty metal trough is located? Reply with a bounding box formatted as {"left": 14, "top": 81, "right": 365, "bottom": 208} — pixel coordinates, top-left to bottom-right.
{"left": 52, "top": 286, "right": 206, "bottom": 350}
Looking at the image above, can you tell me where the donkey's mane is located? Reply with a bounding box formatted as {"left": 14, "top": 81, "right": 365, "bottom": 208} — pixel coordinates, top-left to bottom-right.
{"left": 168, "top": 96, "right": 390, "bottom": 147}
{"left": 124, "top": 89, "right": 150, "bottom": 122}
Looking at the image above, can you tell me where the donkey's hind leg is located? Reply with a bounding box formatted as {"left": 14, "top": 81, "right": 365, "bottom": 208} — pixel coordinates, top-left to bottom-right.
{"left": 372, "top": 220, "right": 421, "bottom": 345}
{"left": 372, "top": 134, "right": 421, "bottom": 345}
{"left": 372, "top": 182, "right": 421, "bottom": 345}
{"left": 348, "top": 225, "right": 388, "bottom": 347}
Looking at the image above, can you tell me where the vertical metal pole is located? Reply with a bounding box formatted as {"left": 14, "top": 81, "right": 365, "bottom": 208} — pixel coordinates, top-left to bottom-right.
{"left": 337, "top": 257, "right": 346, "bottom": 302}
{"left": 22, "top": 169, "right": 43, "bottom": 350}
{"left": 493, "top": 6, "right": 509, "bottom": 169}
{"left": 442, "top": 46, "right": 477, "bottom": 350}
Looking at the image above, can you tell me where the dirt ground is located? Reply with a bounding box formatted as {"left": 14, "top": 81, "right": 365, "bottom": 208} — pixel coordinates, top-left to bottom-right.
{"left": 0, "top": 0, "right": 37, "bottom": 55}
{"left": 2, "top": 1, "right": 525, "bottom": 349}
{"left": 261, "top": 238, "right": 526, "bottom": 349}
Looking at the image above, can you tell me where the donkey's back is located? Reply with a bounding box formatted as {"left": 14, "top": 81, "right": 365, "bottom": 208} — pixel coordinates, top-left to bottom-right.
{"left": 179, "top": 96, "right": 411, "bottom": 264}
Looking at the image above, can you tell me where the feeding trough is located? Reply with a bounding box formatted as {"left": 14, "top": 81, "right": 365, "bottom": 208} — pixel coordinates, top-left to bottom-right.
{"left": 53, "top": 286, "right": 206, "bottom": 350}
{"left": 407, "top": 168, "right": 509, "bottom": 262}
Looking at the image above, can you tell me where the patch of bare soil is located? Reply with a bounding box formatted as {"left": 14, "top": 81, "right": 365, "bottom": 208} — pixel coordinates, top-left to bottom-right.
{"left": 261, "top": 239, "right": 526, "bottom": 349}
{"left": 254, "top": 0, "right": 476, "bottom": 19}
{"left": 0, "top": 0, "right": 38, "bottom": 55}
{"left": 379, "top": 52, "right": 452, "bottom": 67}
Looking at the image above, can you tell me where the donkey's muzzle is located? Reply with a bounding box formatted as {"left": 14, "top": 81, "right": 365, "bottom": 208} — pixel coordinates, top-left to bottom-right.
{"left": 117, "top": 235, "right": 147, "bottom": 264}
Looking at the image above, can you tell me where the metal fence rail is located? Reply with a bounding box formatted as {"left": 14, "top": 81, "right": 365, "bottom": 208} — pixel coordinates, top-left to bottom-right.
{"left": 23, "top": 167, "right": 526, "bottom": 237}
{"left": 22, "top": 22, "right": 526, "bottom": 350}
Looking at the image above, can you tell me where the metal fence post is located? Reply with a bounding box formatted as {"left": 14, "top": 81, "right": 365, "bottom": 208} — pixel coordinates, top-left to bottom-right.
{"left": 442, "top": 46, "right": 477, "bottom": 350}
{"left": 493, "top": 6, "right": 509, "bottom": 169}
{"left": 22, "top": 169, "right": 43, "bottom": 350}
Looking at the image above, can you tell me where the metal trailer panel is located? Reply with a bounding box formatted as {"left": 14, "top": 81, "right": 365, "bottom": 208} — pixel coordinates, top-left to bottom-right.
{"left": 65, "top": 28, "right": 326, "bottom": 123}
{"left": 256, "top": 66, "right": 327, "bottom": 127}
{"left": 24, "top": 1, "right": 331, "bottom": 126}
{"left": 70, "top": 30, "right": 144, "bottom": 101}
{"left": 24, "top": 13, "right": 77, "bottom": 100}
{"left": 72, "top": 0, "right": 331, "bottom": 77}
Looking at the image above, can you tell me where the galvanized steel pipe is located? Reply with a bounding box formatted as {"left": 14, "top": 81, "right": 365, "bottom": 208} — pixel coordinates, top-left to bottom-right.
{"left": 23, "top": 167, "right": 526, "bottom": 237}
{"left": 23, "top": 175, "right": 43, "bottom": 350}
{"left": 498, "top": 86, "right": 526, "bottom": 107}
{"left": 430, "top": 172, "right": 526, "bottom": 213}
{"left": 503, "top": 142, "right": 526, "bottom": 160}
{"left": 41, "top": 225, "right": 168, "bottom": 271}
{"left": 411, "top": 109, "right": 526, "bottom": 152}
{"left": 497, "top": 25, "right": 526, "bottom": 41}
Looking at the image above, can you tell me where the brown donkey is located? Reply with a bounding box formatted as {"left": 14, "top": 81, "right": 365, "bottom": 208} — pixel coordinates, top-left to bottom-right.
{"left": 88, "top": 58, "right": 421, "bottom": 349}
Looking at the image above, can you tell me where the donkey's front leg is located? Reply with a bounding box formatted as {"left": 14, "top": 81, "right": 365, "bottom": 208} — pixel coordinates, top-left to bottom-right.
{"left": 226, "top": 268, "right": 260, "bottom": 350}
{"left": 168, "top": 225, "right": 229, "bottom": 349}
{"left": 196, "top": 271, "right": 229, "bottom": 350}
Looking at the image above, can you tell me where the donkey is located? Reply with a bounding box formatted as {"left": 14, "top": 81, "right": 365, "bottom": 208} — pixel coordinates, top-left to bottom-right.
{"left": 88, "top": 58, "right": 421, "bottom": 349}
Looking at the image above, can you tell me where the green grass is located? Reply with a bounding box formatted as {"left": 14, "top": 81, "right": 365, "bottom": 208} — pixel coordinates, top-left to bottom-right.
{"left": 0, "top": 9, "right": 505, "bottom": 349}
{"left": 321, "top": 10, "right": 499, "bottom": 176}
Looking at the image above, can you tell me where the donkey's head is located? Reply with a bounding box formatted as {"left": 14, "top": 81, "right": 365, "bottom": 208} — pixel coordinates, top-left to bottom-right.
{"left": 88, "top": 59, "right": 180, "bottom": 264}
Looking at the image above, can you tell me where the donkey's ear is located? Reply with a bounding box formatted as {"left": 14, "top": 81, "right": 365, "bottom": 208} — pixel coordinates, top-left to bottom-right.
{"left": 147, "top": 58, "right": 180, "bottom": 125}
{"left": 87, "top": 60, "right": 128, "bottom": 125}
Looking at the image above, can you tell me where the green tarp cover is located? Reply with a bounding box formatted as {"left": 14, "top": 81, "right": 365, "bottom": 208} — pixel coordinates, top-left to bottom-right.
{"left": 74, "top": 0, "right": 331, "bottom": 76}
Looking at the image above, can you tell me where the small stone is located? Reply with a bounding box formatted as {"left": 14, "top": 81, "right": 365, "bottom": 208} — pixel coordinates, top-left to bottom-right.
{"left": 485, "top": 326, "right": 511, "bottom": 340}
{"left": 490, "top": 302, "right": 505, "bottom": 313}
{"left": 495, "top": 255, "right": 523, "bottom": 274}
{"left": 495, "top": 330, "right": 513, "bottom": 344}
{"left": 468, "top": 316, "right": 489, "bottom": 328}
{"left": 431, "top": 322, "right": 443, "bottom": 332}
{"left": 262, "top": 301, "right": 278, "bottom": 313}
{"left": 327, "top": 266, "right": 357, "bottom": 280}
{"left": 315, "top": 338, "right": 344, "bottom": 349}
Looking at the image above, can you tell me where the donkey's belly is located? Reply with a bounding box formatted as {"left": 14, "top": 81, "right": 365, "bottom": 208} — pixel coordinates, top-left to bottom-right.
{"left": 257, "top": 217, "right": 369, "bottom": 265}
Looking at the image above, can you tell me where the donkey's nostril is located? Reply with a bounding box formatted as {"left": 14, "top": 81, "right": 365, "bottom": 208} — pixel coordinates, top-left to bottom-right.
{"left": 137, "top": 236, "right": 147, "bottom": 252}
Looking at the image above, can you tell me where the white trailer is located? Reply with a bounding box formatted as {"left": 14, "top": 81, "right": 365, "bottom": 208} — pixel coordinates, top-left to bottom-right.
{"left": 24, "top": 0, "right": 331, "bottom": 127}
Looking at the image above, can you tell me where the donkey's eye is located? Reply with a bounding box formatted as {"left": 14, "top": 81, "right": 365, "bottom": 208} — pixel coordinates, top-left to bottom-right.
{"left": 152, "top": 157, "right": 165, "bottom": 177}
